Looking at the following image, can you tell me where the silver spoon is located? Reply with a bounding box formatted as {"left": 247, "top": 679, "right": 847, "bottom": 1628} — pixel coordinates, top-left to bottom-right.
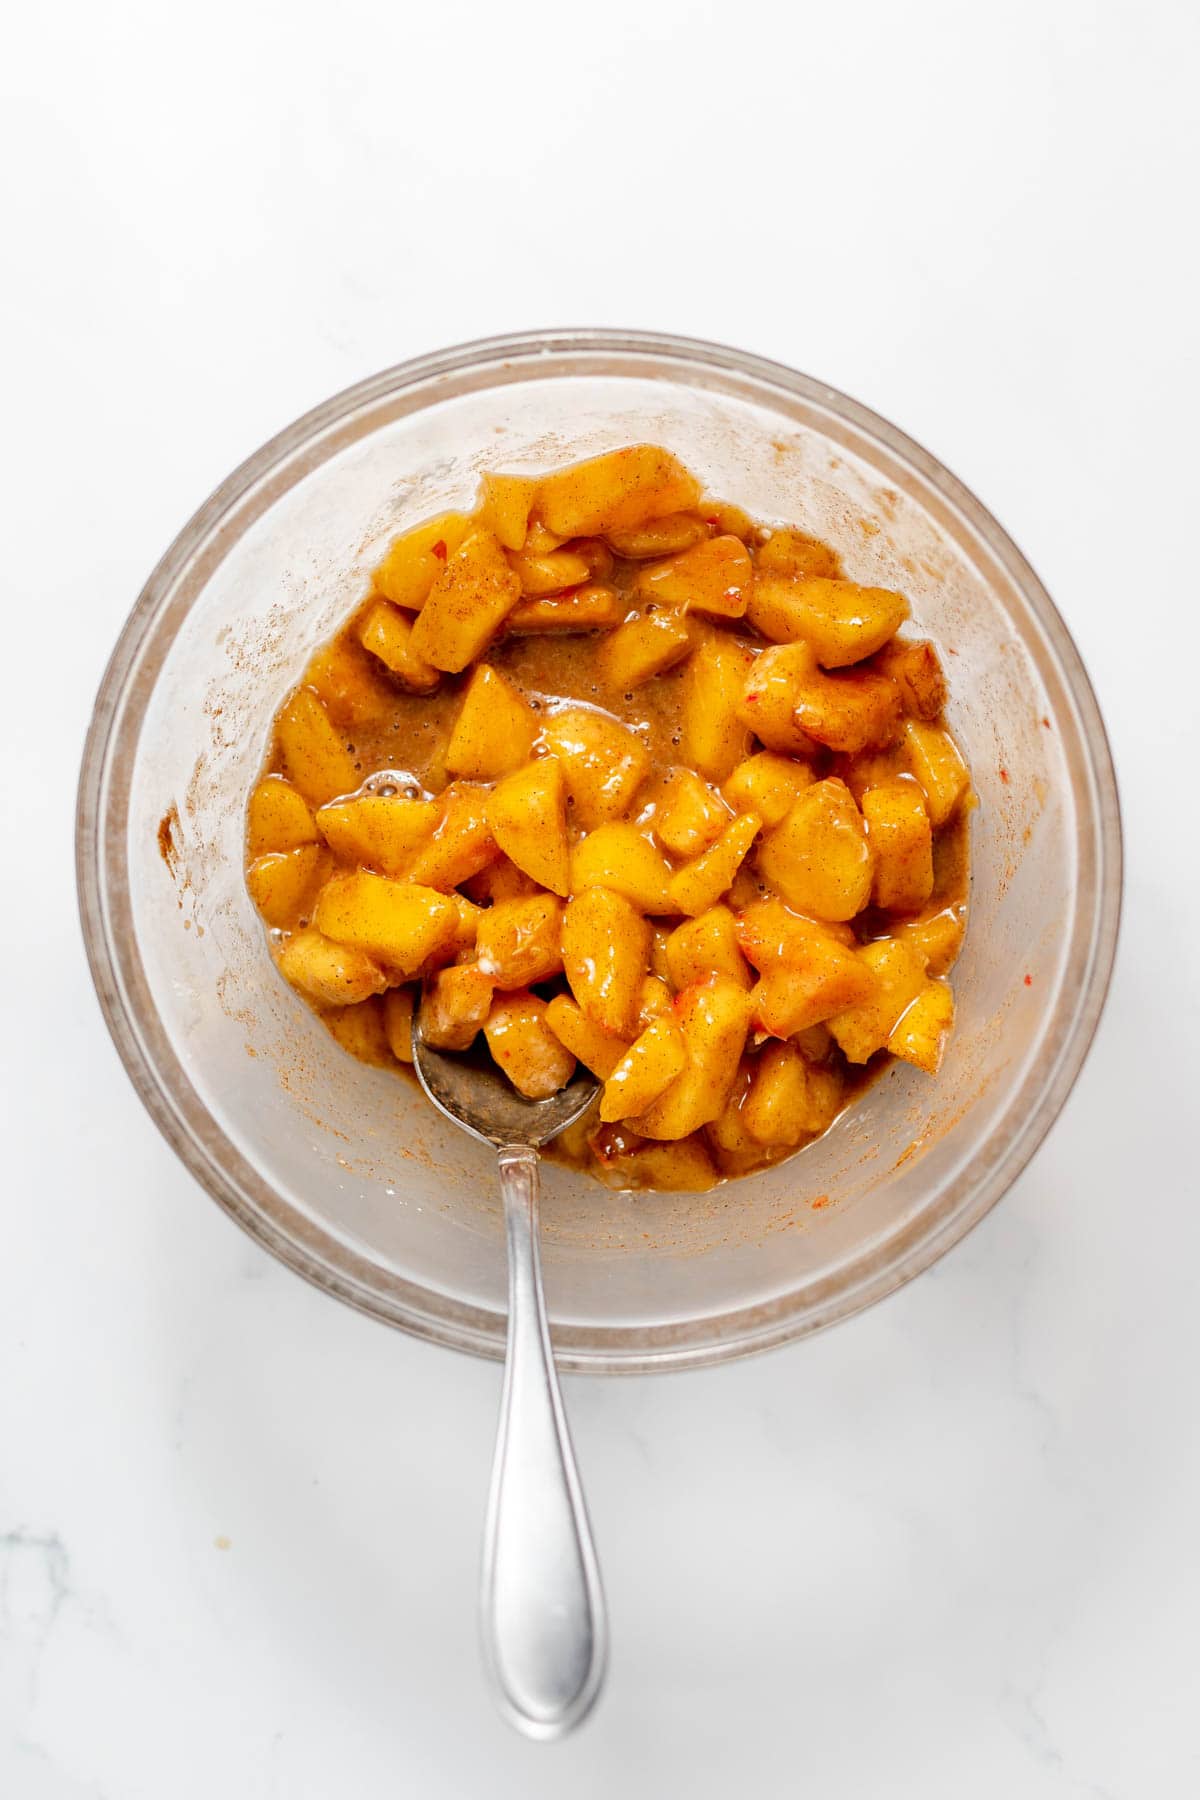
{"left": 411, "top": 1021, "right": 607, "bottom": 1740}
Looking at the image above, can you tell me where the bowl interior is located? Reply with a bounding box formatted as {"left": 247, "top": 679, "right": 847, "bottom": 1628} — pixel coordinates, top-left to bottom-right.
{"left": 83, "top": 338, "right": 1119, "bottom": 1368}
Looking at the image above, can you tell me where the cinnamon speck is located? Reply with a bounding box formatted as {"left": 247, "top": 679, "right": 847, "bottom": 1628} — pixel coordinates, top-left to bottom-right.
{"left": 157, "top": 804, "right": 180, "bottom": 874}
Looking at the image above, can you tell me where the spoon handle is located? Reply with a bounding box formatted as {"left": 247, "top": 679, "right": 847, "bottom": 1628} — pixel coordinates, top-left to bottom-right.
{"left": 481, "top": 1144, "right": 607, "bottom": 1739}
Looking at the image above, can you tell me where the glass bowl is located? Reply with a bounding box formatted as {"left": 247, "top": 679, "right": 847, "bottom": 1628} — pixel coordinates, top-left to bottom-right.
{"left": 76, "top": 330, "right": 1121, "bottom": 1372}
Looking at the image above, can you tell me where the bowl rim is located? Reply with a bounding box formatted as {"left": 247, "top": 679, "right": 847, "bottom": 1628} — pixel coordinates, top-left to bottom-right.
{"left": 76, "top": 327, "right": 1123, "bottom": 1373}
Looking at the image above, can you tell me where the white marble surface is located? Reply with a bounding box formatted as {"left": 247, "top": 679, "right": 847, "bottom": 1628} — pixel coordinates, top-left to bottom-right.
{"left": 3, "top": 2, "right": 1198, "bottom": 1794}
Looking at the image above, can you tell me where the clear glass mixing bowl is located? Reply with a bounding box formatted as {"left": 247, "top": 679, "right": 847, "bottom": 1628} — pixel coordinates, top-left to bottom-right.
{"left": 76, "top": 331, "right": 1121, "bottom": 1371}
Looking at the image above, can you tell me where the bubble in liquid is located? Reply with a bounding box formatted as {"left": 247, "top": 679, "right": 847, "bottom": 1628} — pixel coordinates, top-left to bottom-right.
{"left": 362, "top": 768, "right": 423, "bottom": 799}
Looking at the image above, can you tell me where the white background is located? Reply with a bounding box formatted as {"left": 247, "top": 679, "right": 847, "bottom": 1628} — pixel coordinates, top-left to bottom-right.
{"left": 2, "top": 2, "right": 1198, "bottom": 1795}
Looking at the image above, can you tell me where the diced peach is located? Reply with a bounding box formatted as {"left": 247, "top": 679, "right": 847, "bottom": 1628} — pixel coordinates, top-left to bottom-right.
{"left": 474, "top": 894, "right": 564, "bottom": 988}
{"left": 323, "top": 999, "right": 394, "bottom": 1065}
{"left": 313, "top": 871, "right": 460, "bottom": 976}
{"left": 276, "top": 926, "right": 389, "bottom": 1006}
{"left": 573, "top": 539, "right": 616, "bottom": 580}
{"left": 748, "top": 968, "right": 844, "bottom": 1041}
{"left": 637, "top": 974, "right": 674, "bottom": 1023}
{"left": 895, "top": 903, "right": 966, "bottom": 977}
{"left": 534, "top": 445, "right": 701, "bottom": 539}
{"left": 505, "top": 583, "right": 623, "bottom": 634}
{"left": 705, "top": 1067, "right": 772, "bottom": 1178}
{"left": 247, "top": 844, "right": 329, "bottom": 928}
{"left": 276, "top": 688, "right": 360, "bottom": 808}
{"left": 357, "top": 599, "right": 441, "bottom": 693}
{"left": 572, "top": 824, "right": 678, "bottom": 914}
{"left": 408, "top": 528, "right": 522, "bottom": 673}
{"left": 746, "top": 574, "right": 909, "bottom": 667}
{"left": 635, "top": 535, "right": 753, "bottom": 620}
{"left": 888, "top": 977, "right": 954, "bottom": 1074}
{"left": 407, "top": 783, "right": 498, "bottom": 889}
{"left": 755, "top": 529, "right": 840, "bottom": 580}
{"left": 477, "top": 472, "right": 534, "bottom": 552}
{"left": 735, "top": 643, "right": 818, "bottom": 756}
{"left": 597, "top": 610, "right": 694, "bottom": 689}
{"left": 701, "top": 499, "right": 757, "bottom": 541}
{"left": 668, "top": 812, "right": 761, "bottom": 916}
{"left": 835, "top": 744, "right": 912, "bottom": 803}
{"left": 726, "top": 864, "right": 763, "bottom": 911}
{"left": 741, "top": 1042, "right": 846, "bottom": 1146}
{"left": 316, "top": 794, "right": 438, "bottom": 878}
{"left": 444, "top": 665, "right": 537, "bottom": 781}
{"left": 486, "top": 758, "right": 571, "bottom": 896}
{"left": 484, "top": 991, "right": 577, "bottom": 1099}
{"left": 665, "top": 906, "right": 752, "bottom": 991}
{"left": 461, "top": 856, "right": 542, "bottom": 906}
{"left": 373, "top": 512, "right": 473, "bottom": 611}
{"left": 757, "top": 779, "right": 873, "bottom": 922}
{"left": 721, "top": 750, "right": 814, "bottom": 827}
{"left": 903, "top": 719, "right": 970, "bottom": 826}
{"left": 590, "top": 1132, "right": 718, "bottom": 1192}
{"left": 247, "top": 777, "right": 318, "bottom": 859}
{"left": 605, "top": 513, "right": 709, "bottom": 558}
{"left": 649, "top": 923, "right": 674, "bottom": 981}
{"left": 795, "top": 659, "right": 903, "bottom": 752}
{"left": 382, "top": 986, "right": 416, "bottom": 1061}
{"left": 736, "top": 899, "right": 875, "bottom": 1035}
{"left": 418, "top": 964, "right": 496, "bottom": 1052}
{"left": 828, "top": 938, "right": 929, "bottom": 1063}
{"left": 600, "top": 1016, "right": 688, "bottom": 1121}
{"left": 303, "top": 634, "right": 395, "bottom": 727}
{"left": 520, "top": 520, "right": 564, "bottom": 554}
{"left": 741, "top": 640, "right": 900, "bottom": 756}
{"left": 562, "top": 886, "right": 650, "bottom": 1037}
{"left": 507, "top": 547, "right": 594, "bottom": 594}
{"left": 862, "top": 777, "right": 934, "bottom": 912}
{"left": 739, "top": 899, "right": 852, "bottom": 961}
{"left": 680, "top": 635, "right": 754, "bottom": 780}
{"left": 632, "top": 977, "right": 753, "bottom": 1140}
{"left": 540, "top": 707, "right": 649, "bottom": 827}
{"left": 653, "top": 769, "right": 730, "bottom": 858}
{"left": 873, "top": 636, "right": 947, "bottom": 720}
{"left": 452, "top": 894, "right": 484, "bottom": 955}
{"left": 544, "top": 995, "right": 631, "bottom": 1078}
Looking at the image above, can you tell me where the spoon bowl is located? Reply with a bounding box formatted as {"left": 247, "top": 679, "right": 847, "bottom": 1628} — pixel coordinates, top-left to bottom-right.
{"left": 411, "top": 1032, "right": 598, "bottom": 1150}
